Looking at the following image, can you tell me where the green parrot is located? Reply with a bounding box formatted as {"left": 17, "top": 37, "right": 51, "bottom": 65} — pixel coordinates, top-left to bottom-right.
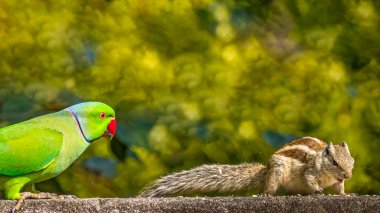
{"left": 0, "top": 102, "right": 116, "bottom": 210}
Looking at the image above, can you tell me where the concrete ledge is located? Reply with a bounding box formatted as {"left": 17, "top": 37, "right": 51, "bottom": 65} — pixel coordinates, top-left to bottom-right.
{"left": 0, "top": 196, "right": 379, "bottom": 213}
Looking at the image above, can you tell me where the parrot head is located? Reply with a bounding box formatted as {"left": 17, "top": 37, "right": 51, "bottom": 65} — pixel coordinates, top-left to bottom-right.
{"left": 66, "top": 102, "right": 116, "bottom": 143}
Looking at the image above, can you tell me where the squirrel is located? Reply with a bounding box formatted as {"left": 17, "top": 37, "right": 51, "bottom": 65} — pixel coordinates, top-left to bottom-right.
{"left": 138, "top": 136, "right": 355, "bottom": 197}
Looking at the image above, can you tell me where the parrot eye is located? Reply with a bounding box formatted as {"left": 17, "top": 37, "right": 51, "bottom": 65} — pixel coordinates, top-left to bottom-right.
{"left": 99, "top": 112, "right": 106, "bottom": 120}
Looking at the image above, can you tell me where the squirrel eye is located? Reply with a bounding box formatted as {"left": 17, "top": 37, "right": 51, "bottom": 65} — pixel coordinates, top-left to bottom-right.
{"left": 99, "top": 112, "right": 106, "bottom": 120}
{"left": 332, "top": 160, "right": 338, "bottom": 166}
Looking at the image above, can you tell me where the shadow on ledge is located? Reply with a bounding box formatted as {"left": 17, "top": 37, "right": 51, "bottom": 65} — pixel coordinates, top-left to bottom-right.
{"left": 0, "top": 196, "right": 378, "bottom": 213}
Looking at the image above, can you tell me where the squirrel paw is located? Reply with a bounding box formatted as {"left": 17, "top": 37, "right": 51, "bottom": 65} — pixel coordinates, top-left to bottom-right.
{"left": 313, "top": 187, "right": 324, "bottom": 195}
{"left": 341, "top": 193, "right": 358, "bottom": 196}
{"left": 259, "top": 193, "right": 273, "bottom": 197}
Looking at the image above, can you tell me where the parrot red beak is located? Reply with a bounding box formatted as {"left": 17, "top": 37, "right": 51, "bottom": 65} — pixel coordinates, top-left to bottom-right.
{"left": 104, "top": 118, "right": 116, "bottom": 140}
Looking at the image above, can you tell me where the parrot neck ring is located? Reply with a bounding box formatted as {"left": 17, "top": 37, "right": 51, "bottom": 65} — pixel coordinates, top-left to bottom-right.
{"left": 66, "top": 108, "right": 93, "bottom": 143}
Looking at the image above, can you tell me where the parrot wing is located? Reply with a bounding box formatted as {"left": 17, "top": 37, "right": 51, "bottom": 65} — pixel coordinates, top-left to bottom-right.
{"left": 0, "top": 122, "right": 63, "bottom": 176}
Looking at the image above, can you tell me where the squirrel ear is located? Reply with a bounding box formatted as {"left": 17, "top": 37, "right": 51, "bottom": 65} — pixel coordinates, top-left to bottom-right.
{"left": 342, "top": 141, "right": 350, "bottom": 155}
{"left": 323, "top": 147, "right": 329, "bottom": 156}
{"left": 323, "top": 142, "right": 333, "bottom": 156}
{"left": 323, "top": 144, "right": 330, "bottom": 157}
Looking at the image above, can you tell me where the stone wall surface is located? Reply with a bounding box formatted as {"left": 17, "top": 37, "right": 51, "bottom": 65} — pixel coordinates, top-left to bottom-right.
{"left": 0, "top": 196, "right": 379, "bottom": 213}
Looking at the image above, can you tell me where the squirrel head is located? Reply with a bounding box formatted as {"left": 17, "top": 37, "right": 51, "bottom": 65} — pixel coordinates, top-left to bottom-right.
{"left": 321, "top": 141, "right": 354, "bottom": 183}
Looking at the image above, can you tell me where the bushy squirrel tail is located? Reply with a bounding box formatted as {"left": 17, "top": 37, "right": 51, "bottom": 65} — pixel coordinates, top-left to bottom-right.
{"left": 138, "top": 163, "right": 267, "bottom": 197}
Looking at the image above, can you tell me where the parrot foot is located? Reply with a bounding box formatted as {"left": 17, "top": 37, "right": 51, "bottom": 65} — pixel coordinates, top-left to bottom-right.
{"left": 12, "top": 192, "right": 56, "bottom": 213}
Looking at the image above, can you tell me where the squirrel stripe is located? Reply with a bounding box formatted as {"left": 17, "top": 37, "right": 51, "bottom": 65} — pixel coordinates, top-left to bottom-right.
{"left": 275, "top": 149, "right": 309, "bottom": 163}
{"left": 283, "top": 137, "right": 326, "bottom": 152}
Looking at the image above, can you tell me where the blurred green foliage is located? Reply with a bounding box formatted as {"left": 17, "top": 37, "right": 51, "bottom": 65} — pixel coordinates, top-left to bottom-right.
{"left": 1, "top": 0, "right": 380, "bottom": 196}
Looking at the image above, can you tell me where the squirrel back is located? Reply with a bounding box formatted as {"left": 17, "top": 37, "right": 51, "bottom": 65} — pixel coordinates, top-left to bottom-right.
{"left": 139, "top": 163, "right": 266, "bottom": 197}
